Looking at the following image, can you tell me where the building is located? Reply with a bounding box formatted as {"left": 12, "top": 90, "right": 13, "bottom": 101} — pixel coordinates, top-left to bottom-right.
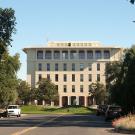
{"left": 23, "top": 41, "right": 123, "bottom": 107}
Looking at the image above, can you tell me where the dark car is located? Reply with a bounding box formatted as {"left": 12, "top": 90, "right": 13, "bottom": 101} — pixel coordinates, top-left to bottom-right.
{"left": 105, "top": 105, "right": 122, "bottom": 121}
{"left": 0, "top": 110, "right": 7, "bottom": 118}
{"left": 96, "top": 105, "right": 108, "bottom": 116}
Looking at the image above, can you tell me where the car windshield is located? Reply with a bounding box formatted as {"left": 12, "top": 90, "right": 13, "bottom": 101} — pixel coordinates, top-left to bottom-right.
{"left": 8, "top": 106, "right": 17, "bottom": 109}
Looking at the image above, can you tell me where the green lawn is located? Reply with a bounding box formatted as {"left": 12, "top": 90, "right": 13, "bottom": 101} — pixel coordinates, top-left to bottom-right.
{"left": 21, "top": 105, "right": 95, "bottom": 115}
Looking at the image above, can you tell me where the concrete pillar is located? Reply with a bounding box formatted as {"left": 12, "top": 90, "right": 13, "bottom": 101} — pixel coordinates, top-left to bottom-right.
{"left": 51, "top": 101, "right": 54, "bottom": 106}
{"left": 76, "top": 96, "right": 79, "bottom": 106}
{"left": 59, "top": 96, "right": 62, "bottom": 107}
{"left": 42, "top": 100, "right": 45, "bottom": 106}
{"left": 84, "top": 96, "right": 87, "bottom": 107}
{"left": 68, "top": 96, "right": 71, "bottom": 106}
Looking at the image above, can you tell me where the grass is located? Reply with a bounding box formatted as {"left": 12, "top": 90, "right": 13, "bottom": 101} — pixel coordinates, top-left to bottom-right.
{"left": 112, "top": 114, "right": 135, "bottom": 132}
{"left": 21, "top": 105, "right": 95, "bottom": 115}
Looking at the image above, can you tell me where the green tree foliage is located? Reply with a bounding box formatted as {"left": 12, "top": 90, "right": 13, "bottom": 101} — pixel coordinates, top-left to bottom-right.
{"left": 37, "top": 78, "right": 58, "bottom": 103}
{"left": 0, "top": 53, "right": 20, "bottom": 107}
{"left": 106, "top": 46, "right": 135, "bottom": 113}
{"left": 17, "top": 80, "right": 31, "bottom": 104}
{"left": 130, "top": 0, "right": 135, "bottom": 4}
{"left": 0, "top": 8, "right": 16, "bottom": 60}
{"left": 89, "top": 82, "right": 106, "bottom": 104}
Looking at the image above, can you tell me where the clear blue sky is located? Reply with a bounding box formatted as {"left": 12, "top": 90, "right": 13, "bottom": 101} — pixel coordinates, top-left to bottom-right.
{"left": 1, "top": 0, "right": 135, "bottom": 80}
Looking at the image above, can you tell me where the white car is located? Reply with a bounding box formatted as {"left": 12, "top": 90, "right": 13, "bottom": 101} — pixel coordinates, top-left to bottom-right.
{"left": 7, "top": 105, "right": 21, "bottom": 117}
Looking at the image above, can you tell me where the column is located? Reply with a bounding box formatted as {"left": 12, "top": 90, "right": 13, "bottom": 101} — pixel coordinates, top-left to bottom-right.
{"left": 76, "top": 96, "right": 79, "bottom": 106}
{"left": 68, "top": 96, "right": 71, "bottom": 106}
{"left": 84, "top": 96, "right": 87, "bottom": 107}
{"left": 42, "top": 100, "right": 45, "bottom": 106}
{"left": 59, "top": 96, "right": 62, "bottom": 107}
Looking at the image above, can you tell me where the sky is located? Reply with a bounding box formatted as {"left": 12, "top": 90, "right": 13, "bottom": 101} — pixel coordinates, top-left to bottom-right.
{"left": 1, "top": 0, "right": 135, "bottom": 80}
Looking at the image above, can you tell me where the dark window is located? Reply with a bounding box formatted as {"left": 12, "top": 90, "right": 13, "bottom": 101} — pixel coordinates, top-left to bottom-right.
{"left": 55, "top": 74, "right": 58, "bottom": 82}
{"left": 87, "top": 51, "right": 93, "bottom": 59}
{"left": 63, "top": 85, "right": 67, "bottom": 92}
{"left": 47, "top": 74, "right": 50, "bottom": 80}
{"left": 72, "top": 63, "right": 75, "bottom": 71}
{"left": 89, "top": 74, "right": 92, "bottom": 82}
{"left": 80, "top": 85, "right": 83, "bottom": 92}
{"left": 79, "top": 51, "right": 85, "bottom": 59}
{"left": 97, "top": 74, "right": 100, "bottom": 81}
{"left": 80, "top": 63, "right": 84, "bottom": 71}
{"left": 70, "top": 51, "right": 77, "bottom": 59}
{"left": 88, "top": 63, "right": 92, "bottom": 71}
{"left": 62, "top": 51, "right": 68, "bottom": 59}
{"left": 63, "top": 74, "right": 67, "bottom": 82}
{"left": 95, "top": 50, "right": 102, "bottom": 59}
{"left": 97, "top": 63, "right": 100, "bottom": 71}
{"left": 72, "top": 74, "right": 75, "bottom": 82}
{"left": 38, "top": 74, "right": 42, "bottom": 81}
{"left": 47, "top": 63, "right": 50, "bottom": 71}
{"left": 54, "top": 51, "right": 60, "bottom": 59}
{"left": 72, "top": 85, "right": 75, "bottom": 92}
{"left": 45, "top": 51, "right": 52, "bottom": 59}
{"left": 80, "top": 74, "right": 83, "bottom": 82}
{"left": 38, "top": 63, "right": 42, "bottom": 71}
{"left": 55, "top": 63, "right": 59, "bottom": 71}
{"left": 104, "top": 50, "right": 110, "bottom": 59}
{"left": 63, "top": 63, "right": 67, "bottom": 71}
{"left": 37, "top": 50, "right": 43, "bottom": 59}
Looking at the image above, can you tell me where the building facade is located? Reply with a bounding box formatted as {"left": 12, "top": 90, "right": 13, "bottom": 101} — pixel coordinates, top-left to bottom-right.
{"left": 23, "top": 41, "right": 123, "bottom": 107}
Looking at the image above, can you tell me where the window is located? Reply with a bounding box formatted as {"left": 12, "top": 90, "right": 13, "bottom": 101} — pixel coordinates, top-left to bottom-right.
{"left": 45, "top": 51, "right": 52, "bottom": 59}
{"left": 37, "top": 50, "right": 43, "bottom": 59}
{"left": 97, "top": 63, "right": 100, "bottom": 71}
{"left": 63, "top": 63, "right": 67, "bottom": 71}
{"left": 70, "top": 51, "right": 77, "bottom": 59}
{"left": 80, "top": 74, "right": 83, "bottom": 82}
{"left": 79, "top": 51, "right": 85, "bottom": 59}
{"left": 104, "top": 50, "right": 110, "bottom": 59}
{"left": 80, "top": 63, "right": 84, "bottom": 71}
{"left": 55, "top": 74, "right": 58, "bottom": 82}
{"left": 47, "top": 63, "right": 50, "bottom": 71}
{"left": 62, "top": 51, "right": 68, "bottom": 59}
{"left": 95, "top": 50, "right": 102, "bottom": 59}
{"left": 72, "top": 63, "right": 75, "bottom": 71}
{"left": 80, "top": 85, "right": 83, "bottom": 92}
{"left": 63, "top": 85, "right": 67, "bottom": 93}
{"left": 72, "top": 74, "right": 75, "bottom": 82}
{"left": 72, "top": 85, "right": 75, "bottom": 92}
{"left": 54, "top": 51, "right": 60, "bottom": 59}
{"left": 47, "top": 74, "right": 50, "bottom": 80}
{"left": 38, "top": 74, "right": 42, "bottom": 81}
{"left": 38, "top": 63, "right": 42, "bottom": 71}
{"left": 88, "top": 63, "right": 92, "bottom": 71}
{"left": 87, "top": 51, "right": 93, "bottom": 59}
{"left": 55, "top": 63, "right": 58, "bottom": 71}
{"left": 63, "top": 74, "right": 67, "bottom": 82}
{"left": 97, "top": 74, "right": 100, "bottom": 81}
{"left": 88, "top": 74, "right": 92, "bottom": 82}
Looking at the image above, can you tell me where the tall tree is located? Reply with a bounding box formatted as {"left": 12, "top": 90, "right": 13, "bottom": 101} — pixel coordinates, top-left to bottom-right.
{"left": 0, "top": 8, "right": 16, "bottom": 60}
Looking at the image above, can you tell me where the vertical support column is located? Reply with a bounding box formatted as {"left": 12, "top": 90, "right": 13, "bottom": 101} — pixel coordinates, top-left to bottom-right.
{"left": 76, "top": 96, "right": 79, "bottom": 106}
{"left": 84, "top": 96, "right": 87, "bottom": 107}
{"left": 59, "top": 96, "right": 62, "bottom": 107}
{"left": 68, "top": 96, "right": 71, "bottom": 106}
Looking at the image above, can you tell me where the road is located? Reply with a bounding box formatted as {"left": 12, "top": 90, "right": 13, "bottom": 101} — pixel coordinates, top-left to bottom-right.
{"left": 0, "top": 114, "right": 131, "bottom": 135}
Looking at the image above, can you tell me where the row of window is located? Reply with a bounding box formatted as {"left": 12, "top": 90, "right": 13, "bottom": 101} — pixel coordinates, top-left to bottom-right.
{"left": 38, "top": 63, "right": 101, "bottom": 71}
{"left": 37, "top": 50, "right": 110, "bottom": 60}
{"left": 55, "top": 85, "right": 95, "bottom": 93}
{"left": 38, "top": 74, "right": 101, "bottom": 82}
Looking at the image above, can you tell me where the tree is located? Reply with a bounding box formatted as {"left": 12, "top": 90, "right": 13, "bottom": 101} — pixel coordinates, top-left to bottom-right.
{"left": 129, "top": 0, "right": 135, "bottom": 4}
{"left": 89, "top": 82, "right": 106, "bottom": 105}
{"left": 0, "top": 8, "right": 16, "bottom": 60}
{"left": 0, "top": 53, "right": 21, "bottom": 107}
{"left": 37, "top": 78, "right": 58, "bottom": 105}
{"left": 17, "top": 80, "right": 31, "bottom": 105}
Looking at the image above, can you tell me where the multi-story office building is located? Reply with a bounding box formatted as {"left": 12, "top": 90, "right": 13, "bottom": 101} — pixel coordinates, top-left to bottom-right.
{"left": 23, "top": 41, "right": 123, "bottom": 107}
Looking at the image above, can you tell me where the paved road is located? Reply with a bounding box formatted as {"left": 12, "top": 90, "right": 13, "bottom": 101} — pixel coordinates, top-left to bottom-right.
{"left": 0, "top": 114, "right": 131, "bottom": 135}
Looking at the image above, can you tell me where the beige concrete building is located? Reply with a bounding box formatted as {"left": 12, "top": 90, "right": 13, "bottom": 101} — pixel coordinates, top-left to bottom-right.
{"left": 23, "top": 41, "right": 123, "bottom": 107}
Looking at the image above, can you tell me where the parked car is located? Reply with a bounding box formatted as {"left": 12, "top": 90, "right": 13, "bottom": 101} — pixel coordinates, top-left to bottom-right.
{"left": 105, "top": 105, "right": 122, "bottom": 121}
{"left": 96, "top": 105, "right": 108, "bottom": 116}
{"left": 0, "top": 109, "right": 7, "bottom": 118}
{"left": 7, "top": 105, "right": 21, "bottom": 117}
